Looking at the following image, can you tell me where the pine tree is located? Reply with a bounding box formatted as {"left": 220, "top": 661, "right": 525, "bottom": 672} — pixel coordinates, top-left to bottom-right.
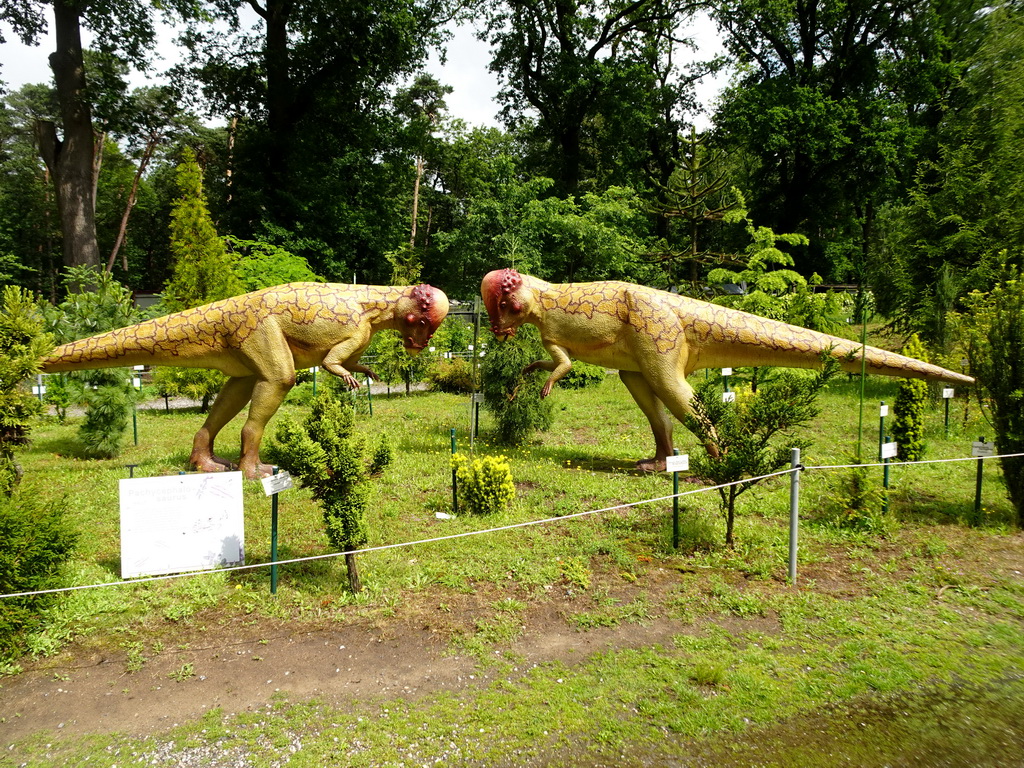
{"left": 154, "top": 148, "right": 243, "bottom": 410}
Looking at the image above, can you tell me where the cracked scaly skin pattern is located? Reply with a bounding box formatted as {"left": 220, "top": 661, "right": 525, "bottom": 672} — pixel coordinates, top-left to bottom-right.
{"left": 482, "top": 269, "right": 973, "bottom": 470}
{"left": 42, "top": 282, "right": 449, "bottom": 478}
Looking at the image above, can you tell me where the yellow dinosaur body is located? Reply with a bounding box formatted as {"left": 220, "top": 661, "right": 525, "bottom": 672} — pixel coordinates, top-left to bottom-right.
{"left": 42, "top": 282, "right": 449, "bottom": 478}
{"left": 481, "top": 269, "right": 972, "bottom": 470}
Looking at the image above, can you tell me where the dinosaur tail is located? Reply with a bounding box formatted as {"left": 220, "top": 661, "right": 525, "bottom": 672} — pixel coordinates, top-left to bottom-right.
{"left": 691, "top": 304, "right": 973, "bottom": 385}
{"left": 40, "top": 309, "right": 217, "bottom": 373}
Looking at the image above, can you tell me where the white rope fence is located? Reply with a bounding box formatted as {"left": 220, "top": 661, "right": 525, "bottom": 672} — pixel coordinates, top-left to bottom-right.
{"left": 1, "top": 450, "right": 1021, "bottom": 601}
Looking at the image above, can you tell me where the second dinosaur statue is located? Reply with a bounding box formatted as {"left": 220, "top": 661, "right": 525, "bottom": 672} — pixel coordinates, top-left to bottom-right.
{"left": 41, "top": 282, "right": 449, "bottom": 478}
{"left": 481, "top": 269, "right": 972, "bottom": 471}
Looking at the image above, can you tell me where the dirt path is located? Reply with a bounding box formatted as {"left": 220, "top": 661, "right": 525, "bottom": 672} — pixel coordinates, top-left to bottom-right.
{"left": 0, "top": 585, "right": 687, "bottom": 743}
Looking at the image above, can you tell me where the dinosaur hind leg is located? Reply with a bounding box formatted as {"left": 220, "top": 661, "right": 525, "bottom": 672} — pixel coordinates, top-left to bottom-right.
{"left": 190, "top": 375, "right": 256, "bottom": 473}
{"left": 648, "top": 373, "right": 721, "bottom": 460}
{"left": 237, "top": 377, "right": 293, "bottom": 479}
{"left": 619, "top": 370, "right": 674, "bottom": 472}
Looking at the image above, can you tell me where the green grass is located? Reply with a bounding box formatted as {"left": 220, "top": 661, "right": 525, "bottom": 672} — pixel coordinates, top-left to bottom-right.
{"left": 3, "top": 372, "right": 1023, "bottom": 765}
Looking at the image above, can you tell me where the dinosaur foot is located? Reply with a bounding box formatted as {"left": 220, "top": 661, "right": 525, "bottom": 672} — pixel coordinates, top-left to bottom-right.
{"left": 635, "top": 457, "right": 667, "bottom": 473}
{"left": 190, "top": 453, "right": 238, "bottom": 473}
{"left": 239, "top": 462, "right": 275, "bottom": 481}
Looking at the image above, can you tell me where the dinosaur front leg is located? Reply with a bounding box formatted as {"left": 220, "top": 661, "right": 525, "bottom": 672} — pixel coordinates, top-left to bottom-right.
{"left": 524, "top": 343, "right": 572, "bottom": 397}
{"left": 237, "top": 378, "right": 293, "bottom": 479}
{"left": 619, "top": 370, "right": 674, "bottom": 472}
{"left": 190, "top": 375, "right": 257, "bottom": 473}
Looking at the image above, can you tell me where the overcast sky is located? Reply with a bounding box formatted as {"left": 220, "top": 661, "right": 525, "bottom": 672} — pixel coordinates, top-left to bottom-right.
{"left": 0, "top": 16, "right": 728, "bottom": 130}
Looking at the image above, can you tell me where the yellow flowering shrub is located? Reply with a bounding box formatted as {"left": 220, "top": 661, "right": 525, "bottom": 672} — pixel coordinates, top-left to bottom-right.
{"left": 451, "top": 453, "right": 516, "bottom": 515}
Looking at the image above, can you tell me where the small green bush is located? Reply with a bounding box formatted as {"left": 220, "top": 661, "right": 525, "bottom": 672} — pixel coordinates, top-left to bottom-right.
{"left": 268, "top": 392, "right": 392, "bottom": 591}
{"left": 892, "top": 334, "right": 928, "bottom": 461}
{"left": 480, "top": 325, "right": 554, "bottom": 446}
{"left": 817, "top": 461, "right": 889, "bottom": 534}
{"left": 0, "top": 490, "right": 77, "bottom": 659}
{"left": 559, "top": 361, "right": 606, "bottom": 390}
{"left": 452, "top": 452, "right": 516, "bottom": 515}
{"left": 77, "top": 380, "right": 136, "bottom": 459}
{"left": 426, "top": 358, "right": 477, "bottom": 393}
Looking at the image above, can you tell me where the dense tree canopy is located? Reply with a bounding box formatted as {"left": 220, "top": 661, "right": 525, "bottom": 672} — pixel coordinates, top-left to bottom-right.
{"left": 0, "top": 0, "right": 1018, "bottom": 357}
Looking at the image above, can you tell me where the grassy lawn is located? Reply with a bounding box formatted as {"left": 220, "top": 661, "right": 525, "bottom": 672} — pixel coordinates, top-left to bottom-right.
{"left": 2, "top": 371, "right": 1022, "bottom": 766}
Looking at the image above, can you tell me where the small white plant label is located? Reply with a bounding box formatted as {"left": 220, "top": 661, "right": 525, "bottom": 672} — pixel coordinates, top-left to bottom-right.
{"left": 722, "top": 391, "right": 736, "bottom": 403}
{"left": 665, "top": 454, "right": 689, "bottom": 473}
{"left": 972, "top": 441, "right": 996, "bottom": 457}
{"left": 942, "top": 388, "right": 955, "bottom": 399}
{"left": 721, "top": 368, "right": 733, "bottom": 376}
{"left": 472, "top": 392, "right": 486, "bottom": 403}
{"left": 881, "top": 442, "right": 898, "bottom": 460}
{"left": 261, "top": 471, "right": 294, "bottom": 497}
{"left": 32, "top": 385, "right": 46, "bottom": 395}
{"left": 880, "top": 404, "right": 889, "bottom": 417}
{"left": 134, "top": 365, "right": 146, "bottom": 371}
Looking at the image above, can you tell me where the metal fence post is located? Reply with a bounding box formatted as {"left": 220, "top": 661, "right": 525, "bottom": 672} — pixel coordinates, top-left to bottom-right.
{"left": 788, "top": 448, "right": 801, "bottom": 584}
{"left": 270, "top": 466, "right": 280, "bottom": 595}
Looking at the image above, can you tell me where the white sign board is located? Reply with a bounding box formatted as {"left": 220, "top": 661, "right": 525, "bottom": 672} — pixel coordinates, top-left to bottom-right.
{"left": 472, "top": 392, "right": 486, "bottom": 404}
{"left": 942, "top": 388, "right": 955, "bottom": 399}
{"left": 722, "top": 391, "right": 737, "bottom": 403}
{"left": 721, "top": 368, "right": 733, "bottom": 376}
{"left": 881, "top": 442, "right": 898, "bottom": 460}
{"left": 261, "top": 470, "right": 294, "bottom": 496}
{"left": 879, "top": 404, "right": 889, "bottom": 417}
{"left": 120, "top": 472, "right": 244, "bottom": 578}
{"left": 972, "top": 441, "right": 996, "bottom": 458}
{"left": 665, "top": 454, "right": 689, "bottom": 473}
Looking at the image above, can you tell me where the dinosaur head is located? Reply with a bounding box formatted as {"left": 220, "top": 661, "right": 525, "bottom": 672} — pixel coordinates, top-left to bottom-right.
{"left": 481, "top": 268, "right": 528, "bottom": 340}
{"left": 399, "top": 284, "right": 449, "bottom": 354}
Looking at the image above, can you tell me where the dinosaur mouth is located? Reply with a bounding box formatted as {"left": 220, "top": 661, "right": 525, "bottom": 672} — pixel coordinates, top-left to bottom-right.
{"left": 491, "top": 326, "right": 517, "bottom": 340}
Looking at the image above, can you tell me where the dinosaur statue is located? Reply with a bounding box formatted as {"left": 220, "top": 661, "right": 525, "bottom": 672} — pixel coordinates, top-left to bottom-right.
{"left": 481, "top": 269, "right": 973, "bottom": 471}
{"left": 41, "top": 282, "right": 449, "bottom": 479}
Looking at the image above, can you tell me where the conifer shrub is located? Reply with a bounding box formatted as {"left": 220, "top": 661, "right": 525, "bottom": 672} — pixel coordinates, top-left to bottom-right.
{"left": 0, "top": 285, "right": 51, "bottom": 494}
{"left": 451, "top": 453, "right": 516, "bottom": 515}
{"left": 958, "top": 268, "right": 1024, "bottom": 528}
{"left": 480, "top": 325, "right": 554, "bottom": 446}
{"left": 892, "top": 333, "right": 929, "bottom": 461}
{"left": 426, "top": 358, "right": 476, "bottom": 393}
{"left": 267, "top": 392, "right": 391, "bottom": 591}
{"left": 0, "top": 490, "right": 77, "bottom": 659}
{"left": 42, "top": 267, "right": 140, "bottom": 460}
{"left": 558, "top": 361, "right": 606, "bottom": 389}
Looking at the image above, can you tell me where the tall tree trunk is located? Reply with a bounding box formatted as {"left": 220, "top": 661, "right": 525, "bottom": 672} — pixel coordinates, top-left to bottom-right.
{"left": 410, "top": 156, "right": 424, "bottom": 248}
{"left": 36, "top": 0, "right": 100, "bottom": 270}
{"left": 107, "top": 140, "right": 156, "bottom": 272}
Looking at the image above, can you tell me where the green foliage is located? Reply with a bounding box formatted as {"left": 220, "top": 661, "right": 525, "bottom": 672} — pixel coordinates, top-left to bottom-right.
{"left": 158, "top": 148, "right": 242, "bottom": 408}
{"left": 558, "top": 361, "right": 606, "bottom": 390}
{"left": 817, "top": 461, "right": 889, "bottom": 534}
{"left": 892, "top": 334, "right": 929, "bottom": 461}
{"left": 268, "top": 392, "right": 392, "bottom": 589}
{"left": 370, "top": 330, "right": 431, "bottom": 393}
{"left": 870, "top": 3, "right": 1024, "bottom": 344}
{"left": 480, "top": 325, "right": 554, "bottom": 446}
{"left": 0, "top": 489, "right": 77, "bottom": 659}
{"left": 426, "top": 358, "right": 477, "bottom": 394}
{"left": 687, "top": 360, "right": 840, "bottom": 546}
{"left": 43, "top": 267, "right": 141, "bottom": 460}
{"left": 78, "top": 384, "right": 135, "bottom": 459}
{"left": 0, "top": 285, "right": 51, "bottom": 494}
{"left": 150, "top": 366, "right": 225, "bottom": 411}
{"left": 452, "top": 452, "right": 516, "bottom": 516}
{"left": 225, "top": 236, "right": 322, "bottom": 292}
{"left": 958, "top": 269, "right": 1024, "bottom": 526}
{"left": 162, "top": 147, "right": 242, "bottom": 312}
